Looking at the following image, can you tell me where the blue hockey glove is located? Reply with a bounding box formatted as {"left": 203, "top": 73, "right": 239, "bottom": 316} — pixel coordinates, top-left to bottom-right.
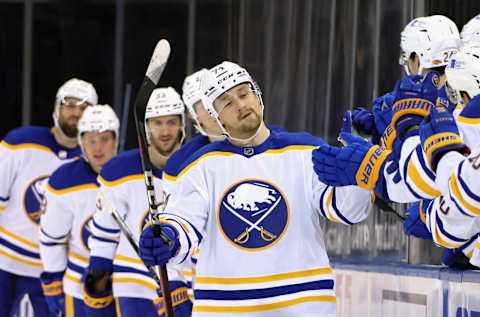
{"left": 154, "top": 281, "right": 192, "bottom": 317}
{"left": 313, "top": 132, "right": 391, "bottom": 191}
{"left": 420, "top": 105, "right": 469, "bottom": 172}
{"left": 390, "top": 72, "right": 440, "bottom": 142}
{"left": 139, "top": 222, "right": 180, "bottom": 267}
{"left": 352, "top": 107, "right": 375, "bottom": 134}
{"left": 373, "top": 93, "right": 394, "bottom": 138}
{"left": 81, "top": 262, "right": 116, "bottom": 316}
{"left": 40, "top": 271, "right": 65, "bottom": 315}
{"left": 402, "top": 201, "right": 433, "bottom": 240}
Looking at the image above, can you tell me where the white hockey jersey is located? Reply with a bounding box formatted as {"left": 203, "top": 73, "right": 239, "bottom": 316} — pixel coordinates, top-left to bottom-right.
{"left": 0, "top": 126, "right": 81, "bottom": 277}
{"left": 90, "top": 149, "right": 185, "bottom": 300}
{"left": 39, "top": 158, "right": 99, "bottom": 299}
{"left": 161, "top": 130, "right": 373, "bottom": 317}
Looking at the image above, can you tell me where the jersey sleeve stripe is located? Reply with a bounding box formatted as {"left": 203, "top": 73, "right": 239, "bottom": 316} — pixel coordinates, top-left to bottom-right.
{"left": 92, "top": 219, "right": 121, "bottom": 234}
{"left": 324, "top": 189, "right": 340, "bottom": 223}
{"left": 330, "top": 189, "right": 353, "bottom": 225}
{"left": 0, "top": 196, "right": 9, "bottom": 202}
{"left": 457, "top": 161, "right": 480, "bottom": 202}
{"left": 46, "top": 182, "right": 98, "bottom": 195}
{"left": 0, "top": 236, "right": 40, "bottom": 259}
{"left": 39, "top": 227, "right": 70, "bottom": 242}
{"left": 402, "top": 152, "right": 426, "bottom": 200}
{"left": 406, "top": 157, "right": 441, "bottom": 197}
{"left": 112, "top": 276, "right": 157, "bottom": 290}
{"left": 91, "top": 234, "right": 119, "bottom": 244}
{"left": 98, "top": 174, "right": 145, "bottom": 187}
{"left": 0, "top": 140, "right": 53, "bottom": 153}
{"left": 456, "top": 115, "right": 480, "bottom": 124}
{"left": 317, "top": 186, "right": 329, "bottom": 219}
{"left": 450, "top": 173, "right": 480, "bottom": 216}
{"left": 0, "top": 248, "right": 42, "bottom": 267}
{"left": 0, "top": 225, "right": 39, "bottom": 249}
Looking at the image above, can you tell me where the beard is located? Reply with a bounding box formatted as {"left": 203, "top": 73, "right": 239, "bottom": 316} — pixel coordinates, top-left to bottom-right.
{"left": 58, "top": 117, "right": 78, "bottom": 138}
{"left": 150, "top": 136, "right": 179, "bottom": 157}
{"left": 224, "top": 110, "right": 262, "bottom": 138}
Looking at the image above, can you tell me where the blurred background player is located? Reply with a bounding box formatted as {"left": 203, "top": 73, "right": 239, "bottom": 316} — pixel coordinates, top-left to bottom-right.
{"left": 39, "top": 105, "right": 119, "bottom": 316}
{"left": 0, "top": 78, "right": 97, "bottom": 316}
{"left": 86, "top": 87, "right": 192, "bottom": 316}
{"left": 139, "top": 61, "right": 373, "bottom": 316}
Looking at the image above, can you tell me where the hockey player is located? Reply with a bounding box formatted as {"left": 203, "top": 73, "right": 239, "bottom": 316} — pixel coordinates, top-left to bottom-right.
{"left": 87, "top": 87, "right": 192, "bottom": 316}
{"left": 139, "top": 61, "right": 373, "bottom": 316}
{"left": 39, "top": 105, "right": 119, "bottom": 316}
{"left": 0, "top": 78, "right": 97, "bottom": 316}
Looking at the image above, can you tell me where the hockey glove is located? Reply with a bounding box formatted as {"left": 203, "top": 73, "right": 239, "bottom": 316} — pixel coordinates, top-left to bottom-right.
{"left": 40, "top": 271, "right": 65, "bottom": 315}
{"left": 402, "top": 201, "right": 432, "bottom": 240}
{"left": 139, "top": 222, "right": 180, "bottom": 267}
{"left": 419, "top": 105, "right": 469, "bottom": 172}
{"left": 154, "top": 281, "right": 192, "bottom": 317}
{"left": 82, "top": 264, "right": 116, "bottom": 316}
{"left": 313, "top": 132, "right": 391, "bottom": 191}
{"left": 390, "top": 72, "right": 439, "bottom": 142}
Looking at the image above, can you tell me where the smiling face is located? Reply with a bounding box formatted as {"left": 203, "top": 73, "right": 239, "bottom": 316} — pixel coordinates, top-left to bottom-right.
{"left": 214, "top": 83, "right": 263, "bottom": 139}
{"left": 146, "top": 115, "right": 183, "bottom": 157}
{"left": 81, "top": 130, "right": 117, "bottom": 173}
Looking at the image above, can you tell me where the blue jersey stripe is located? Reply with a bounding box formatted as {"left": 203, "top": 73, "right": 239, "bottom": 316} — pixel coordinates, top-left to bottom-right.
{"left": 194, "top": 280, "right": 334, "bottom": 301}
{"left": 318, "top": 186, "right": 329, "bottom": 219}
{"left": 415, "top": 146, "right": 436, "bottom": 181}
{"left": 92, "top": 219, "right": 120, "bottom": 234}
{"left": 457, "top": 161, "right": 480, "bottom": 202}
{"left": 403, "top": 151, "right": 425, "bottom": 200}
{"left": 0, "top": 196, "right": 9, "bottom": 202}
{"left": 40, "top": 228, "right": 70, "bottom": 241}
{"left": 67, "top": 260, "right": 86, "bottom": 274}
{"left": 435, "top": 213, "right": 468, "bottom": 243}
{"left": 0, "top": 236, "right": 40, "bottom": 259}
{"left": 113, "top": 264, "right": 150, "bottom": 277}
{"left": 331, "top": 188, "right": 353, "bottom": 225}
{"left": 91, "top": 234, "right": 118, "bottom": 244}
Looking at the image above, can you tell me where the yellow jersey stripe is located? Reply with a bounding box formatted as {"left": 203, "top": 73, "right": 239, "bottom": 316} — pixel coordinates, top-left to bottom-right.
{"left": 65, "top": 272, "right": 81, "bottom": 283}
{"left": 195, "top": 267, "right": 332, "bottom": 284}
{"left": 0, "top": 206, "right": 5, "bottom": 211}
{"left": 115, "top": 298, "right": 122, "bottom": 317}
{"left": 0, "top": 248, "right": 42, "bottom": 267}
{"left": 98, "top": 174, "right": 144, "bottom": 187}
{"left": 68, "top": 251, "right": 89, "bottom": 263}
{"left": 66, "top": 294, "right": 74, "bottom": 317}
{"left": 0, "top": 225, "right": 39, "bottom": 249}
{"left": 457, "top": 116, "right": 480, "bottom": 125}
{"left": 193, "top": 295, "right": 336, "bottom": 313}
{"left": 264, "top": 145, "right": 318, "bottom": 154}
{"left": 433, "top": 224, "right": 460, "bottom": 248}
{"left": 407, "top": 160, "right": 441, "bottom": 197}
{"left": 0, "top": 140, "right": 53, "bottom": 153}
{"left": 325, "top": 189, "right": 340, "bottom": 223}
{"left": 450, "top": 174, "right": 480, "bottom": 216}
{"left": 47, "top": 182, "right": 98, "bottom": 195}
{"left": 114, "top": 254, "right": 143, "bottom": 265}
{"left": 112, "top": 277, "right": 157, "bottom": 290}
{"left": 172, "top": 152, "right": 236, "bottom": 181}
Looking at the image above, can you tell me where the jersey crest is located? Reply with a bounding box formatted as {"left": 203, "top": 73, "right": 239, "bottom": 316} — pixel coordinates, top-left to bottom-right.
{"left": 23, "top": 175, "right": 50, "bottom": 225}
{"left": 217, "top": 179, "right": 290, "bottom": 251}
{"left": 80, "top": 214, "right": 94, "bottom": 251}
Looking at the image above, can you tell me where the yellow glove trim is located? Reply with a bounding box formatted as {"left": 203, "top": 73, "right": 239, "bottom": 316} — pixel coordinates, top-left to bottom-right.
{"left": 83, "top": 285, "right": 114, "bottom": 309}
{"left": 391, "top": 98, "right": 435, "bottom": 130}
{"left": 41, "top": 280, "right": 63, "bottom": 296}
{"left": 423, "top": 132, "right": 464, "bottom": 169}
{"left": 154, "top": 286, "right": 189, "bottom": 315}
{"left": 355, "top": 145, "right": 390, "bottom": 190}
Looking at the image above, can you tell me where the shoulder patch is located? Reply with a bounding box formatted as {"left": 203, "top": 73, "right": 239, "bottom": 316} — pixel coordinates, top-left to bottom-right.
{"left": 48, "top": 159, "right": 98, "bottom": 193}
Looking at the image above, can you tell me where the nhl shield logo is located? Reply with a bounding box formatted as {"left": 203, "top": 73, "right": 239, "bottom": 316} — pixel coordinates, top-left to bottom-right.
{"left": 218, "top": 179, "right": 290, "bottom": 251}
{"left": 23, "top": 175, "right": 50, "bottom": 225}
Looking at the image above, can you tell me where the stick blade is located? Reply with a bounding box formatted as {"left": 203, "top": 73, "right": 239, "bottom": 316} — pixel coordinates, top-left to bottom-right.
{"left": 146, "top": 39, "right": 171, "bottom": 85}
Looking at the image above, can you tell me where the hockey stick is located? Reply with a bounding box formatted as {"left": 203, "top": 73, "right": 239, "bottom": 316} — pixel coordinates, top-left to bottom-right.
{"left": 132, "top": 39, "right": 174, "bottom": 317}
{"left": 96, "top": 190, "right": 163, "bottom": 287}
{"left": 119, "top": 83, "right": 132, "bottom": 153}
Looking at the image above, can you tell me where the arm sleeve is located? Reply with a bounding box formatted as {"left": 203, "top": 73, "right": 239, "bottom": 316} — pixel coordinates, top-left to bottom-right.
{"left": 161, "top": 164, "right": 207, "bottom": 265}
{"left": 39, "top": 184, "right": 73, "bottom": 272}
{"left": 88, "top": 183, "right": 121, "bottom": 261}
{"left": 311, "top": 149, "right": 373, "bottom": 225}
{"left": 381, "top": 136, "right": 441, "bottom": 203}
{"left": 424, "top": 150, "right": 480, "bottom": 248}
{"left": 0, "top": 141, "right": 23, "bottom": 210}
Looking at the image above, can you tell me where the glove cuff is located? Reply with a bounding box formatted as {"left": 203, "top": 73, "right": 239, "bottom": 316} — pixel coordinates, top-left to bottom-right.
{"left": 423, "top": 132, "right": 467, "bottom": 172}
{"left": 154, "top": 281, "right": 190, "bottom": 315}
{"left": 88, "top": 256, "right": 113, "bottom": 274}
{"left": 83, "top": 284, "right": 114, "bottom": 309}
{"left": 40, "top": 271, "right": 64, "bottom": 296}
{"left": 355, "top": 145, "right": 391, "bottom": 191}
{"left": 391, "top": 98, "right": 435, "bottom": 134}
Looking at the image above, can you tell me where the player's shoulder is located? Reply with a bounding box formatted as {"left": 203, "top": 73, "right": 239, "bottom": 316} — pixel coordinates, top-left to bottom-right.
{"left": 3, "top": 126, "right": 53, "bottom": 146}
{"left": 99, "top": 149, "right": 143, "bottom": 182}
{"left": 164, "top": 135, "right": 210, "bottom": 178}
{"left": 48, "top": 158, "right": 98, "bottom": 193}
{"left": 457, "top": 94, "right": 480, "bottom": 123}
{"left": 1, "top": 126, "right": 81, "bottom": 158}
{"left": 268, "top": 129, "right": 326, "bottom": 148}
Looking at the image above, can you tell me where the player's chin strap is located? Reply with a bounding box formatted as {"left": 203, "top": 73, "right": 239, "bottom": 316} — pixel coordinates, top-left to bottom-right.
{"left": 192, "top": 119, "right": 224, "bottom": 140}
{"left": 214, "top": 92, "right": 266, "bottom": 146}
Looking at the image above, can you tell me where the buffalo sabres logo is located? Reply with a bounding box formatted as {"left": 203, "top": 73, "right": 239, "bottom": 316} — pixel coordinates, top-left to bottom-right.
{"left": 431, "top": 73, "right": 440, "bottom": 88}
{"left": 218, "top": 179, "right": 289, "bottom": 251}
{"left": 80, "top": 214, "right": 94, "bottom": 251}
{"left": 23, "top": 175, "right": 50, "bottom": 225}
